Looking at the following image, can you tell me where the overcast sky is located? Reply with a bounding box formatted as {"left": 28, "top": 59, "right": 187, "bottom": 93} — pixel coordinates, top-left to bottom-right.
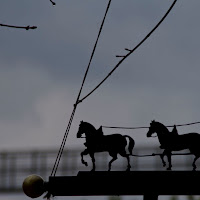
{"left": 1, "top": 0, "right": 200, "bottom": 152}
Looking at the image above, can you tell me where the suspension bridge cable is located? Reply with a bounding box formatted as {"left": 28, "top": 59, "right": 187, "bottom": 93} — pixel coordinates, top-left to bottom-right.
{"left": 102, "top": 121, "right": 200, "bottom": 130}
{"left": 78, "top": 0, "right": 178, "bottom": 104}
{"left": 50, "top": 0, "right": 112, "bottom": 179}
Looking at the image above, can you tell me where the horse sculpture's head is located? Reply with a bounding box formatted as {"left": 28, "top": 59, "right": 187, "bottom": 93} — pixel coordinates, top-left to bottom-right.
{"left": 147, "top": 120, "right": 157, "bottom": 137}
{"left": 77, "top": 121, "right": 99, "bottom": 139}
{"left": 77, "top": 121, "right": 85, "bottom": 138}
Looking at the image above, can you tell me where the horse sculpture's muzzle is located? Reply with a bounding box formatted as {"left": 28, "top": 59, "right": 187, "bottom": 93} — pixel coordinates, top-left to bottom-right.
{"left": 77, "top": 131, "right": 82, "bottom": 138}
{"left": 146, "top": 130, "right": 153, "bottom": 138}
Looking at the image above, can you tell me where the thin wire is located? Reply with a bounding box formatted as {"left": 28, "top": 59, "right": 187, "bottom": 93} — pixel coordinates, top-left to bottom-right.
{"left": 77, "top": 0, "right": 112, "bottom": 104}
{"left": 102, "top": 125, "right": 149, "bottom": 130}
{"left": 102, "top": 121, "right": 200, "bottom": 130}
{"left": 170, "top": 121, "right": 200, "bottom": 127}
{"left": 131, "top": 152, "right": 192, "bottom": 158}
{"left": 79, "top": 0, "right": 178, "bottom": 103}
{"left": 49, "top": 0, "right": 56, "bottom": 5}
{"left": 0, "top": 23, "right": 37, "bottom": 30}
{"left": 50, "top": 0, "right": 112, "bottom": 178}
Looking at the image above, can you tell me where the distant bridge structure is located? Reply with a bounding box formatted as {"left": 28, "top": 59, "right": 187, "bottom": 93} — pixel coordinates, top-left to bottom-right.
{"left": 0, "top": 146, "right": 195, "bottom": 193}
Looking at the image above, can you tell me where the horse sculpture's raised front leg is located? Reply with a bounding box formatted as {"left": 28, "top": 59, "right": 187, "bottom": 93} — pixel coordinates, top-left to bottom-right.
{"left": 81, "top": 149, "right": 89, "bottom": 166}
{"left": 192, "top": 155, "right": 200, "bottom": 171}
{"left": 81, "top": 149, "right": 96, "bottom": 171}
{"left": 160, "top": 149, "right": 172, "bottom": 170}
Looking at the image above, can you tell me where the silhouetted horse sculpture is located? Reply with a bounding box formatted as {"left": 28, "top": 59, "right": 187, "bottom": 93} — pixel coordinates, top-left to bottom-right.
{"left": 147, "top": 120, "right": 200, "bottom": 171}
{"left": 77, "top": 121, "right": 135, "bottom": 171}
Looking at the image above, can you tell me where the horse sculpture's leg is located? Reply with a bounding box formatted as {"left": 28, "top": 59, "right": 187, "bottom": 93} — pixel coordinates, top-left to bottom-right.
{"left": 166, "top": 151, "right": 172, "bottom": 170}
{"left": 81, "top": 149, "right": 89, "bottom": 166}
{"left": 108, "top": 153, "right": 118, "bottom": 171}
{"left": 120, "top": 151, "right": 131, "bottom": 171}
{"left": 192, "top": 156, "right": 200, "bottom": 171}
{"left": 89, "top": 152, "right": 96, "bottom": 171}
{"left": 125, "top": 155, "right": 131, "bottom": 171}
{"left": 160, "top": 150, "right": 167, "bottom": 167}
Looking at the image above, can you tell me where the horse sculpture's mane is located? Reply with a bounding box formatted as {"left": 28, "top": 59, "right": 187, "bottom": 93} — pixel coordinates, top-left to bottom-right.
{"left": 82, "top": 121, "right": 104, "bottom": 135}
{"left": 153, "top": 121, "right": 169, "bottom": 134}
{"left": 82, "top": 121, "right": 96, "bottom": 131}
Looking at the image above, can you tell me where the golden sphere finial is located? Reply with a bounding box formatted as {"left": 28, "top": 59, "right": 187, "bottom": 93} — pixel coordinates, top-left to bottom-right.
{"left": 22, "top": 174, "right": 45, "bottom": 198}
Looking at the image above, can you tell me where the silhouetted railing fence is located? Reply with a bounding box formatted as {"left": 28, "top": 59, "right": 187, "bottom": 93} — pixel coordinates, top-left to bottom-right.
{"left": 0, "top": 147, "right": 196, "bottom": 193}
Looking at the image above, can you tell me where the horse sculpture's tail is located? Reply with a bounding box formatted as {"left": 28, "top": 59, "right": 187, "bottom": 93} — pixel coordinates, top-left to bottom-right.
{"left": 124, "top": 135, "right": 135, "bottom": 155}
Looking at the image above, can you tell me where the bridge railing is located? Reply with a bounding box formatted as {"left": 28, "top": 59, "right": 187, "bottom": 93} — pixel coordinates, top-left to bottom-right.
{"left": 0, "top": 146, "right": 195, "bottom": 193}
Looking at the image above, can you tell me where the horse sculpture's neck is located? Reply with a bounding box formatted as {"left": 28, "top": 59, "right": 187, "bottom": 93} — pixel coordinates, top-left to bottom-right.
{"left": 155, "top": 122, "right": 170, "bottom": 145}
{"left": 83, "top": 122, "right": 97, "bottom": 136}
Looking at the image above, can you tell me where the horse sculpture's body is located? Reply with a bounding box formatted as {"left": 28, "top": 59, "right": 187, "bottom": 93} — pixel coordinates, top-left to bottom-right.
{"left": 77, "top": 121, "right": 135, "bottom": 171}
{"left": 147, "top": 120, "right": 200, "bottom": 171}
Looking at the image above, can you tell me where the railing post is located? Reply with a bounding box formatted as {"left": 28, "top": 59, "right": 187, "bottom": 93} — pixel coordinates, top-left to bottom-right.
{"left": 0, "top": 152, "right": 7, "bottom": 191}
{"left": 144, "top": 194, "right": 158, "bottom": 200}
{"left": 9, "top": 154, "right": 16, "bottom": 190}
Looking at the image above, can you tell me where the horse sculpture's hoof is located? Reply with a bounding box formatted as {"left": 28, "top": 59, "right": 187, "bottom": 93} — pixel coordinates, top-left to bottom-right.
{"left": 163, "top": 163, "right": 166, "bottom": 167}
{"left": 192, "top": 166, "right": 197, "bottom": 171}
{"left": 167, "top": 167, "right": 172, "bottom": 171}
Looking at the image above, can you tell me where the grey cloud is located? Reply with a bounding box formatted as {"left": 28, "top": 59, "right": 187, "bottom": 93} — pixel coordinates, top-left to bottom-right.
{"left": 0, "top": 64, "right": 53, "bottom": 121}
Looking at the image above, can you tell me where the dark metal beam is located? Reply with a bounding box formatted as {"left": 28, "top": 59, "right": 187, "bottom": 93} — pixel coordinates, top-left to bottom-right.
{"left": 47, "top": 171, "right": 200, "bottom": 196}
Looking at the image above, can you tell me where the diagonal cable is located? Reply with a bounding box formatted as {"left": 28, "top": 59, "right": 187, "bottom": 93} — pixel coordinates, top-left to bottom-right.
{"left": 79, "top": 0, "right": 178, "bottom": 103}
{"left": 50, "top": 0, "right": 112, "bottom": 179}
